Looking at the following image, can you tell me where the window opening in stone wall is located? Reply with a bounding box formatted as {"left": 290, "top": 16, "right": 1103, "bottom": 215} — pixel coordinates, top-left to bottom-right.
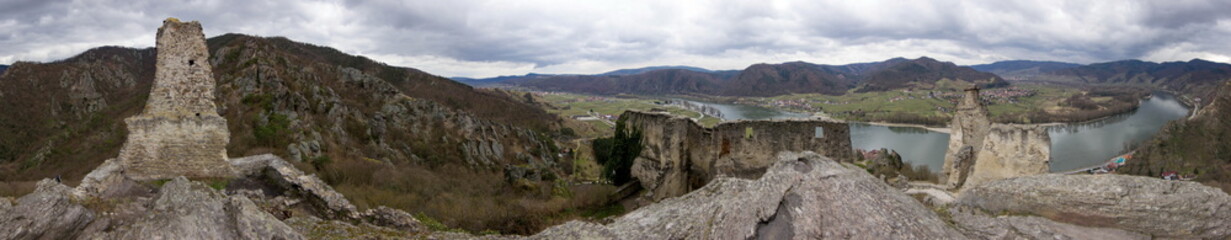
{"left": 744, "top": 127, "right": 753, "bottom": 139}
{"left": 815, "top": 126, "right": 824, "bottom": 138}
{"left": 188, "top": 60, "right": 195, "bottom": 66}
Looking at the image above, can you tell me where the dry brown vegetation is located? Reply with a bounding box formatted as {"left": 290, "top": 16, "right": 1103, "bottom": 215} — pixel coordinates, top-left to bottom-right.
{"left": 311, "top": 157, "right": 615, "bottom": 234}
{"left": 1123, "top": 82, "right": 1231, "bottom": 193}
{"left": 0, "top": 34, "right": 614, "bottom": 235}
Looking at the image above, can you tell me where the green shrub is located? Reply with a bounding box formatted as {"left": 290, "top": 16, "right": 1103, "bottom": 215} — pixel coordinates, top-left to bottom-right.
{"left": 241, "top": 93, "right": 275, "bottom": 111}
{"left": 208, "top": 179, "right": 230, "bottom": 190}
{"left": 591, "top": 117, "right": 642, "bottom": 185}
{"left": 253, "top": 113, "right": 291, "bottom": 147}
{"left": 310, "top": 155, "right": 332, "bottom": 171}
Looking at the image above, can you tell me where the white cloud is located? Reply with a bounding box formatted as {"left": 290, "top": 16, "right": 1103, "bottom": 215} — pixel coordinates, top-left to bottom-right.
{"left": 1, "top": 0, "right": 1230, "bottom": 77}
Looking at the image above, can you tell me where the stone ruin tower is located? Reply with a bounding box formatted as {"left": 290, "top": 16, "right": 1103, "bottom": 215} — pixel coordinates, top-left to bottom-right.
{"left": 114, "top": 19, "right": 235, "bottom": 180}
{"left": 941, "top": 86, "right": 990, "bottom": 188}
{"left": 941, "top": 86, "right": 1051, "bottom": 189}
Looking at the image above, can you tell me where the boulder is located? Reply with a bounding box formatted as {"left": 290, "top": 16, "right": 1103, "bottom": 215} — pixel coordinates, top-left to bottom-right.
{"left": 229, "top": 195, "right": 304, "bottom": 239}
{"left": 97, "top": 177, "right": 305, "bottom": 239}
{"left": 0, "top": 179, "right": 95, "bottom": 240}
{"left": 361, "top": 206, "right": 427, "bottom": 233}
{"left": 232, "top": 153, "right": 360, "bottom": 220}
{"left": 958, "top": 174, "right": 1231, "bottom": 239}
{"left": 231, "top": 154, "right": 427, "bottom": 232}
{"left": 534, "top": 152, "right": 966, "bottom": 239}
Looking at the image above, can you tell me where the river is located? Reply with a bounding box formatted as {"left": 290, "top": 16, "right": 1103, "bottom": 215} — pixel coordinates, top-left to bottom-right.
{"left": 675, "top": 93, "right": 1190, "bottom": 173}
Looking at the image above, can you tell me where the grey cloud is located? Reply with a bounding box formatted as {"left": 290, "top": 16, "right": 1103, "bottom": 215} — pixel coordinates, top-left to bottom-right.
{"left": 1, "top": 0, "right": 1230, "bottom": 77}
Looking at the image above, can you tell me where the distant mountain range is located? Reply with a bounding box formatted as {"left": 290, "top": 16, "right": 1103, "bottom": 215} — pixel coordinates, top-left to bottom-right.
{"left": 599, "top": 65, "right": 714, "bottom": 76}
{"left": 968, "top": 60, "right": 1082, "bottom": 79}
{"left": 0, "top": 65, "right": 8, "bottom": 75}
{"left": 458, "top": 57, "right": 1006, "bottom": 96}
{"left": 970, "top": 59, "right": 1231, "bottom": 102}
{"left": 455, "top": 58, "right": 1231, "bottom": 102}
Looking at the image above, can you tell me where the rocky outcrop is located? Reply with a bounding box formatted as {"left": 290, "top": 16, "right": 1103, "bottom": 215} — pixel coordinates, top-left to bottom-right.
{"left": 957, "top": 174, "right": 1231, "bottom": 239}
{"left": 0, "top": 153, "right": 428, "bottom": 239}
{"left": 962, "top": 124, "right": 1050, "bottom": 188}
{"left": 534, "top": 152, "right": 966, "bottom": 239}
{"left": 0, "top": 179, "right": 95, "bottom": 240}
{"left": 114, "top": 19, "right": 234, "bottom": 180}
{"left": 86, "top": 177, "right": 304, "bottom": 239}
{"left": 229, "top": 154, "right": 427, "bottom": 232}
{"left": 623, "top": 111, "right": 853, "bottom": 201}
{"left": 946, "top": 205, "right": 1150, "bottom": 239}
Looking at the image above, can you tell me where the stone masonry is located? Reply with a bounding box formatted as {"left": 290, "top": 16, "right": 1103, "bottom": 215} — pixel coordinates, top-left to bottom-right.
{"left": 962, "top": 124, "right": 1051, "bottom": 188}
{"left": 623, "top": 111, "right": 853, "bottom": 201}
{"left": 114, "top": 19, "right": 234, "bottom": 180}
{"left": 942, "top": 87, "right": 1051, "bottom": 190}
{"left": 942, "top": 87, "right": 991, "bottom": 188}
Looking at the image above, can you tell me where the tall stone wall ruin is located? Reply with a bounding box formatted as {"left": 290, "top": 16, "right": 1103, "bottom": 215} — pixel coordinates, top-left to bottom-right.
{"left": 942, "top": 87, "right": 1051, "bottom": 190}
{"left": 623, "top": 111, "right": 853, "bottom": 201}
{"left": 962, "top": 124, "right": 1051, "bottom": 187}
{"left": 943, "top": 87, "right": 991, "bottom": 188}
{"left": 114, "top": 19, "right": 234, "bottom": 180}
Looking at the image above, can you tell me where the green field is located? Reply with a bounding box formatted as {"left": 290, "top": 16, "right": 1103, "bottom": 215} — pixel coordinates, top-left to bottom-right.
{"left": 741, "top": 82, "right": 1082, "bottom": 124}
{"left": 535, "top": 82, "right": 1089, "bottom": 134}
{"left": 537, "top": 93, "right": 723, "bottom": 138}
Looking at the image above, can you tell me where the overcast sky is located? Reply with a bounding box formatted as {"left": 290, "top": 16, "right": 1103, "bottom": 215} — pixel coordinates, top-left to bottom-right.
{"left": 3, "top": 0, "right": 1231, "bottom": 78}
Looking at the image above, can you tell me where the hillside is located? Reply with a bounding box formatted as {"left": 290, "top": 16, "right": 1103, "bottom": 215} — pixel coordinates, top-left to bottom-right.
{"left": 1032, "top": 59, "right": 1231, "bottom": 104}
{"left": 721, "top": 61, "right": 855, "bottom": 96}
{"left": 486, "top": 57, "right": 1004, "bottom": 96}
{"left": 514, "top": 68, "right": 731, "bottom": 95}
{"left": 0, "top": 34, "right": 597, "bottom": 233}
{"left": 854, "top": 57, "right": 1005, "bottom": 92}
{"left": 599, "top": 65, "right": 713, "bottom": 76}
{"left": 968, "top": 60, "right": 1081, "bottom": 79}
{"left": 1124, "top": 80, "right": 1231, "bottom": 193}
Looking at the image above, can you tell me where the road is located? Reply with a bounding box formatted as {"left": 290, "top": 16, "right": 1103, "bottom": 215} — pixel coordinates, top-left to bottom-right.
{"left": 1061, "top": 151, "right": 1134, "bottom": 175}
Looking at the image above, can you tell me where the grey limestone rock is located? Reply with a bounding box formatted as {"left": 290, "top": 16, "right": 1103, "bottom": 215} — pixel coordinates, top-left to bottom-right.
{"left": 534, "top": 151, "right": 966, "bottom": 239}
{"left": 98, "top": 177, "right": 305, "bottom": 240}
{"left": 958, "top": 174, "right": 1231, "bottom": 239}
{"left": 362, "top": 206, "right": 427, "bottom": 233}
{"left": 0, "top": 179, "right": 95, "bottom": 240}
{"left": 947, "top": 205, "right": 1149, "bottom": 239}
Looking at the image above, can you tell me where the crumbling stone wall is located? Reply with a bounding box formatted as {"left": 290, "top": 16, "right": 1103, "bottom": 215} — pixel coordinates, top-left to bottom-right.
{"left": 943, "top": 87, "right": 991, "bottom": 188}
{"left": 942, "top": 87, "right": 1051, "bottom": 189}
{"left": 962, "top": 124, "right": 1051, "bottom": 188}
{"left": 115, "top": 19, "right": 234, "bottom": 180}
{"left": 623, "top": 111, "right": 852, "bottom": 201}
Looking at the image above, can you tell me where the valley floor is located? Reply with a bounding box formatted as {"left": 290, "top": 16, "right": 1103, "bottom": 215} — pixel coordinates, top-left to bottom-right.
{"left": 521, "top": 82, "right": 1147, "bottom": 136}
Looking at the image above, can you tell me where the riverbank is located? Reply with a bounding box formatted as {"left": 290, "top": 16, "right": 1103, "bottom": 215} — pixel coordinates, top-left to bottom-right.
{"left": 862, "top": 121, "right": 951, "bottom": 134}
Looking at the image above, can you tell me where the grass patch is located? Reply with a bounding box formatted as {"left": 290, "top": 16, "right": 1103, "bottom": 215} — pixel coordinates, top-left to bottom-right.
{"left": 581, "top": 204, "right": 625, "bottom": 219}
{"left": 150, "top": 179, "right": 172, "bottom": 188}
{"left": 414, "top": 212, "right": 468, "bottom": 233}
{"left": 207, "top": 179, "right": 230, "bottom": 191}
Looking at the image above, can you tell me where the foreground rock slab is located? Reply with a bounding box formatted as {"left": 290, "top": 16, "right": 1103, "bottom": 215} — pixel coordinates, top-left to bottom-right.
{"left": 88, "top": 177, "right": 304, "bottom": 239}
{"left": 534, "top": 152, "right": 966, "bottom": 239}
{"left": 958, "top": 174, "right": 1231, "bottom": 239}
{"left": 0, "top": 180, "right": 95, "bottom": 240}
